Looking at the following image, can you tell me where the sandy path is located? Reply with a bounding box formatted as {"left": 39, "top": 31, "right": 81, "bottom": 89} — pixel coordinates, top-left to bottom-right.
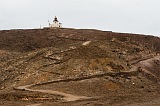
{"left": 16, "top": 56, "right": 159, "bottom": 102}
{"left": 16, "top": 84, "right": 91, "bottom": 102}
{"left": 26, "top": 103, "right": 41, "bottom": 106}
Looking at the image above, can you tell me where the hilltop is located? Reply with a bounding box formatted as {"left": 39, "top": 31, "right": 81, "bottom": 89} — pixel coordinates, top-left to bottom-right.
{"left": 0, "top": 28, "right": 160, "bottom": 106}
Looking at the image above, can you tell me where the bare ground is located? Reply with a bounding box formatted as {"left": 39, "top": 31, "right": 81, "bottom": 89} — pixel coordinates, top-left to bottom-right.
{"left": 0, "top": 28, "right": 160, "bottom": 106}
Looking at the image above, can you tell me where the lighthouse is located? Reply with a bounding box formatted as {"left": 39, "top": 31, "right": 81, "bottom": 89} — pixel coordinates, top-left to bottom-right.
{"left": 49, "top": 16, "right": 62, "bottom": 28}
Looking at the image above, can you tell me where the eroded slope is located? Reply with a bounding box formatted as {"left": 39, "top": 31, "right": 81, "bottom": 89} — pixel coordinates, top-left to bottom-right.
{"left": 0, "top": 28, "right": 160, "bottom": 106}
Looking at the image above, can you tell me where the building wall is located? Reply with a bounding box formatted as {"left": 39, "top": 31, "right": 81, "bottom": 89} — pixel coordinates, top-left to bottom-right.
{"left": 49, "top": 22, "right": 62, "bottom": 28}
{"left": 59, "top": 23, "right": 62, "bottom": 28}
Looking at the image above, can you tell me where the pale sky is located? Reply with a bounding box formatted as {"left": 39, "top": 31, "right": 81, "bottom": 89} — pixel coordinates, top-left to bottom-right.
{"left": 0, "top": 0, "right": 160, "bottom": 37}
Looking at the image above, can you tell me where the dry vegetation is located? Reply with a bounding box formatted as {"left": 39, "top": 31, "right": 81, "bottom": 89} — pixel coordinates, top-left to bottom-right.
{"left": 0, "top": 28, "right": 160, "bottom": 106}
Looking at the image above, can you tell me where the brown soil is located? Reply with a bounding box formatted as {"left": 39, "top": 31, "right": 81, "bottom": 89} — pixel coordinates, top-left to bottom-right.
{"left": 0, "top": 28, "right": 160, "bottom": 106}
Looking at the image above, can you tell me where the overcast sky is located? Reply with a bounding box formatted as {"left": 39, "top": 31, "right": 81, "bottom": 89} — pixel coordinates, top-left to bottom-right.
{"left": 0, "top": 0, "right": 160, "bottom": 37}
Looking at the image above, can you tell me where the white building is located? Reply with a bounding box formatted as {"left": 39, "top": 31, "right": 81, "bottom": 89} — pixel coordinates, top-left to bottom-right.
{"left": 49, "top": 16, "right": 62, "bottom": 28}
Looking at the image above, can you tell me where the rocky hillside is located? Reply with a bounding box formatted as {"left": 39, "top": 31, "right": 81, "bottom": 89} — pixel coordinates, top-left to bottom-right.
{"left": 0, "top": 28, "right": 160, "bottom": 106}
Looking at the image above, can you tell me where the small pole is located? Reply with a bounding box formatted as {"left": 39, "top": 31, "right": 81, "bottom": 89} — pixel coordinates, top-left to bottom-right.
{"left": 48, "top": 20, "right": 50, "bottom": 26}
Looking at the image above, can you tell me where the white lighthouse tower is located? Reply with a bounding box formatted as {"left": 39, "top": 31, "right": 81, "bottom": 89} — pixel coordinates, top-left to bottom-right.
{"left": 49, "top": 16, "right": 62, "bottom": 28}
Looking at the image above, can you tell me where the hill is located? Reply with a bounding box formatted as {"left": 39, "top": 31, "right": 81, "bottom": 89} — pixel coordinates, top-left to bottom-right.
{"left": 0, "top": 28, "right": 160, "bottom": 106}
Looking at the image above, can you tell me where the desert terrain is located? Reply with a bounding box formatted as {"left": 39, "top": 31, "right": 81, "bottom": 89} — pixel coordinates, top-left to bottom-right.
{"left": 0, "top": 28, "right": 160, "bottom": 106}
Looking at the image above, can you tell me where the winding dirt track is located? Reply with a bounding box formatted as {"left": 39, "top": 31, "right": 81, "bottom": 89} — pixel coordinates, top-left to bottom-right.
{"left": 15, "top": 56, "right": 160, "bottom": 102}
{"left": 15, "top": 84, "right": 91, "bottom": 102}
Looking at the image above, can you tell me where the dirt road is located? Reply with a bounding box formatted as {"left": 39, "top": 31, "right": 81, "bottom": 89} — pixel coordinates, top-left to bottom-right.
{"left": 15, "top": 84, "right": 91, "bottom": 102}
